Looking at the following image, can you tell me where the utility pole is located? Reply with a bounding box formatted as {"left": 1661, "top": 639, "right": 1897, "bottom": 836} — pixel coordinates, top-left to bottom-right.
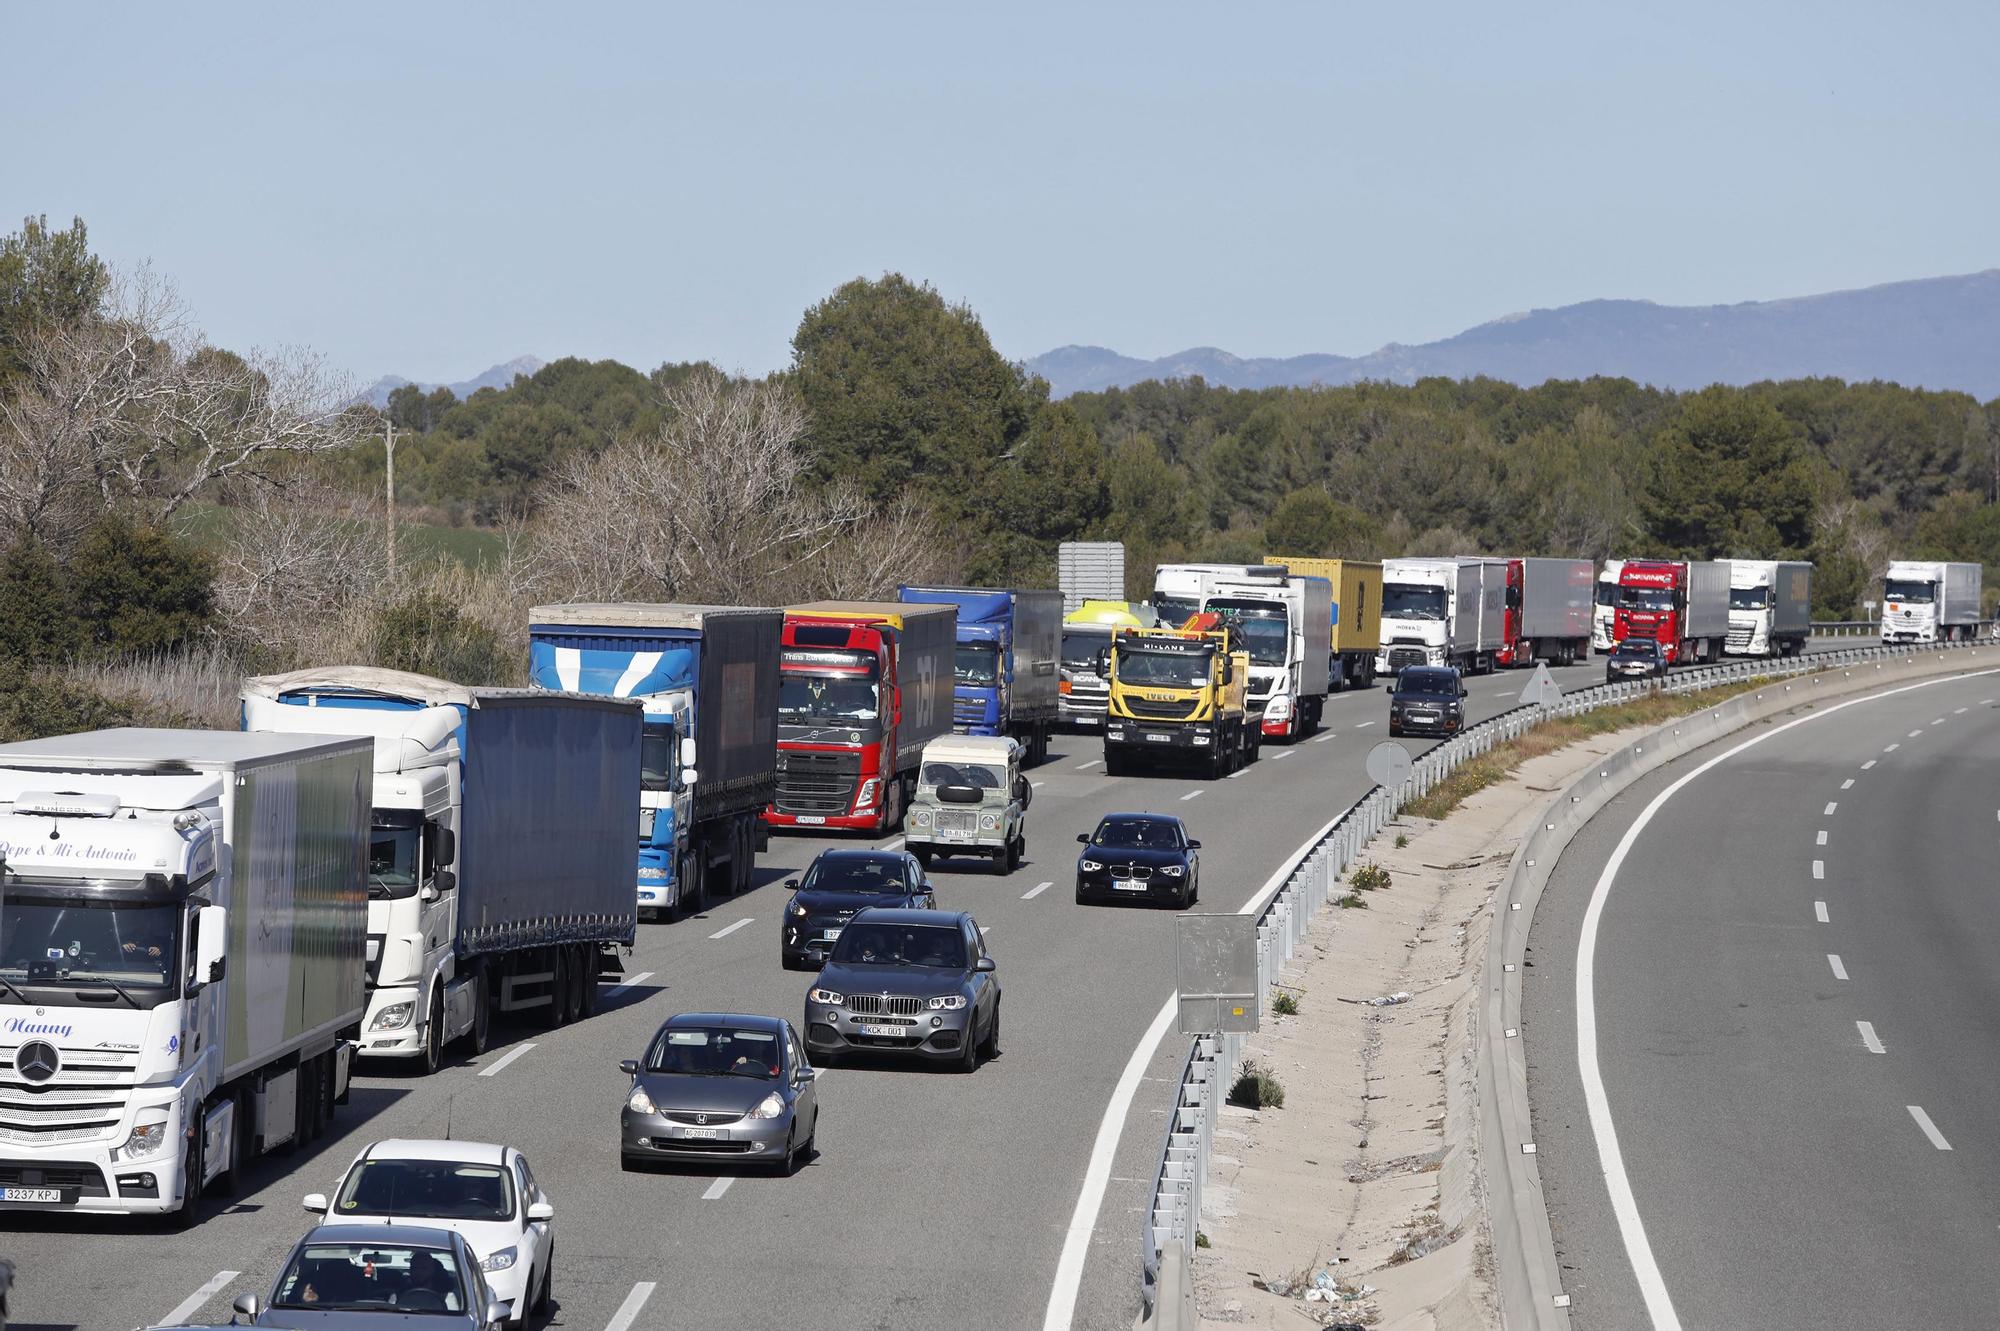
{"left": 385, "top": 418, "right": 399, "bottom": 583}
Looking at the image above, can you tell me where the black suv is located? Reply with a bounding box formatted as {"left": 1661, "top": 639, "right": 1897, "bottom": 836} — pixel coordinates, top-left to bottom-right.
{"left": 781, "top": 849, "right": 936, "bottom": 970}
{"left": 1388, "top": 666, "right": 1466, "bottom": 737}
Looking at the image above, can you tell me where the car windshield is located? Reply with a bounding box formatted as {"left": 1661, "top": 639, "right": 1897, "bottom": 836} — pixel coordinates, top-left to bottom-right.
{"left": 0, "top": 893, "right": 184, "bottom": 997}
{"left": 1206, "top": 601, "right": 1287, "bottom": 667}
{"left": 369, "top": 810, "right": 422, "bottom": 900}
{"left": 1113, "top": 645, "right": 1213, "bottom": 686}
{"left": 645, "top": 1026, "right": 783, "bottom": 1078}
{"left": 272, "top": 1241, "right": 468, "bottom": 1315}
{"left": 955, "top": 643, "right": 999, "bottom": 686}
{"left": 1883, "top": 578, "right": 1934, "bottom": 604}
{"left": 778, "top": 673, "right": 882, "bottom": 737}
{"left": 803, "top": 855, "right": 909, "bottom": 894}
{"left": 1728, "top": 587, "right": 1768, "bottom": 610}
{"left": 830, "top": 922, "right": 966, "bottom": 968}
{"left": 1061, "top": 630, "right": 1108, "bottom": 670}
{"left": 334, "top": 1159, "right": 515, "bottom": 1221}
{"left": 1093, "top": 818, "right": 1182, "bottom": 849}
{"left": 1397, "top": 672, "right": 1458, "bottom": 697}
{"left": 1153, "top": 596, "right": 1198, "bottom": 628}
{"left": 640, "top": 720, "right": 678, "bottom": 793}
{"left": 921, "top": 761, "right": 1004, "bottom": 791}
{"left": 1381, "top": 583, "right": 1447, "bottom": 621}
{"left": 1614, "top": 640, "right": 1659, "bottom": 658}
{"left": 1618, "top": 586, "right": 1674, "bottom": 610}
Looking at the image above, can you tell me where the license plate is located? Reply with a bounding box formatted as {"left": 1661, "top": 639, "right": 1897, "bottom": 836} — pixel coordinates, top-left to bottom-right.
{"left": 1145, "top": 733, "right": 1171, "bottom": 743}
{"left": 860, "top": 1024, "right": 907, "bottom": 1037}
{"left": 676, "top": 1127, "right": 721, "bottom": 1140}
{"left": 795, "top": 815, "right": 826, "bottom": 825}
{"left": 939, "top": 829, "right": 970, "bottom": 841}
{"left": 1113, "top": 881, "right": 1149, "bottom": 892}
{"left": 0, "top": 1187, "right": 61, "bottom": 1203}
{"left": 821, "top": 927, "right": 843, "bottom": 942}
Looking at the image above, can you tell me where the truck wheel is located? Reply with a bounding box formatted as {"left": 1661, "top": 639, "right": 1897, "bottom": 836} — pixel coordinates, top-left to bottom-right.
{"left": 545, "top": 952, "right": 572, "bottom": 1029}
{"left": 172, "top": 1113, "right": 205, "bottom": 1229}
{"left": 421, "top": 990, "right": 444, "bottom": 1075}
{"left": 579, "top": 949, "right": 602, "bottom": 1018}
{"left": 470, "top": 975, "right": 491, "bottom": 1055}
{"left": 679, "top": 847, "right": 705, "bottom": 917}
{"left": 211, "top": 1093, "right": 246, "bottom": 1197}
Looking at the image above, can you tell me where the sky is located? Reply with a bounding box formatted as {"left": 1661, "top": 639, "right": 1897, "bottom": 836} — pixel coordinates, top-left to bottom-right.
{"left": 4, "top": 1, "right": 1996, "bottom": 387}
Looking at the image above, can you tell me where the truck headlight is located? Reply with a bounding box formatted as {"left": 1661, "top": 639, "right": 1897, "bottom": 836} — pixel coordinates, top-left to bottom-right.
{"left": 1265, "top": 695, "right": 1291, "bottom": 719}
{"left": 370, "top": 1001, "right": 415, "bottom": 1032}
{"left": 122, "top": 1120, "right": 170, "bottom": 1159}
{"left": 810, "top": 988, "right": 845, "bottom": 1006}
{"left": 627, "top": 1084, "right": 656, "bottom": 1114}
{"left": 856, "top": 779, "right": 880, "bottom": 809}
{"left": 749, "top": 1092, "right": 786, "bottom": 1120}
{"left": 637, "top": 866, "right": 668, "bottom": 880}
{"left": 481, "top": 1246, "right": 518, "bottom": 1273}
{"left": 927, "top": 994, "right": 967, "bottom": 1010}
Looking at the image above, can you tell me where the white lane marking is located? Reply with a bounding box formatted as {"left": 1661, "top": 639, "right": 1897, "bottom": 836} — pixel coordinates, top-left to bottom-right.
{"left": 1356, "top": 720, "right": 1376, "bottom": 728}
{"left": 1862, "top": 759, "right": 1877, "bottom": 769}
{"left": 1077, "top": 758, "right": 1104, "bottom": 770}
{"left": 1032, "top": 781, "right": 1046, "bottom": 789}
{"left": 1984, "top": 699, "right": 1996, "bottom": 706}
{"left": 878, "top": 837, "right": 905, "bottom": 852}
{"left": 1273, "top": 750, "right": 1295, "bottom": 761}
{"left": 163, "top": 1271, "right": 240, "bottom": 1327}
{"left": 1858, "top": 1021, "right": 1885, "bottom": 1054}
{"left": 1885, "top": 743, "right": 1899, "bottom": 752}
{"left": 1816, "top": 830, "right": 1828, "bottom": 846}
{"left": 1828, "top": 954, "right": 1848, "bottom": 980}
{"left": 1812, "top": 860, "right": 1825, "bottom": 879}
{"left": 1931, "top": 718, "right": 1945, "bottom": 726}
{"left": 1815, "top": 901, "right": 1829, "bottom": 923}
{"left": 1571, "top": 668, "right": 2000, "bottom": 1331}
{"left": 1955, "top": 707, "right": 1969, "bottom": 714}
{"left": 707, "top": 917, "right": 754, "bottom": 940}
{"left": 1908, "top": 1105, "right": 1953, "bottom": 1150}
{"left": 1226, "top": 767, "right": 1251, "bottom": 779}
{"left": 1841, "top": 778, "right": 1854, "bottom": 790}
{"left": 479, "top": 1042, "right": 537, "bottom": 1078}
{"left": 1022, "top": 881, "right": 1052, "bottom": 900}
{"left": 607, "top": 970, "right": 654, "bottom": 997}
{"left": 1824, "top": 802, "right": 1838, "bottom": 815}
{"left": 979, "top": 925, "right": 991, "bottom": 936}
{"left": 1181, "top": 790, "right": 1204, "bottom": 801}
{"left": 606, "top": 1282, "right": 658, "bottom": 1331}
{"left": 701, "top": 1177, "right": 734, "bottom": 1201}
{"left": 1314, "top": 732, "right": 1335, "bottom": 743}
{"left": 1908, "top": 729, "right": 1923, "bottom": 738}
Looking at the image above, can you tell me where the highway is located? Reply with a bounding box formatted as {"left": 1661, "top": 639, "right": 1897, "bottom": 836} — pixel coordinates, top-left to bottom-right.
{"left": 0, "top": 644, "right": 1836, "bottom": 1331}
{"left": 1520, "top": 668, "right": 2000, "bottom": 1329}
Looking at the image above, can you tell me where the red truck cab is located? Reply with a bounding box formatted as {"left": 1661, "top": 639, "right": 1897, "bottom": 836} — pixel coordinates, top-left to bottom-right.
{"left": 1495, "top": 559, "right": 1527, "bottom": 666}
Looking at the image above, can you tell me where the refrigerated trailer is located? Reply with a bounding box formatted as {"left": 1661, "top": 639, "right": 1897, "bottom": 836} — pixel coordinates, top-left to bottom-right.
{"left": 1725, "top": 560, "right": 1813, "bottom": 657}
{"left": 1203, "top": 573, "right": 1333, "bottom": 738}
{"left": 1376, "top": 557, "right": 1507, "bottom": 675}
{"left": 1499, "top": 558, "right": 1595, "bottom": 666}
{"left": 0, "top": 729, "right": 372, "bottom": 1220}
{"left": 1881, "top": 561, "right": 1982, "bottom": 643}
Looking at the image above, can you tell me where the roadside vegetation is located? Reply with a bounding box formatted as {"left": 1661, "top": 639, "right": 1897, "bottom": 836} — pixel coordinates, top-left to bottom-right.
{"left": 1404, "top": 679, "right": 1769, "bottom": 820}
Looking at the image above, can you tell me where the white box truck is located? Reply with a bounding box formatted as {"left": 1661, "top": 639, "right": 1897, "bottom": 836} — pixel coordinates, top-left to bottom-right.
{"left": 1375, "top": 557, "right": 1507, "bottom": 675}
{"left": 1726, "top": 560, "right": 1813, "bottom": 657}
{"left": 1202, "top": 573, "right": 1334, "bottom": 739}
{"left": 1881, "top": 560, "right": 1982, "bottom": 643}
{"left": 0, "top": 729, "right": 371, "bottom": 1221}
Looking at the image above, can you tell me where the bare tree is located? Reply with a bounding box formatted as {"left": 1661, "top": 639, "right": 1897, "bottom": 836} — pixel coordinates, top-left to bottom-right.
{"left": 212, "top": 479, "right": 389, "bottom": 655}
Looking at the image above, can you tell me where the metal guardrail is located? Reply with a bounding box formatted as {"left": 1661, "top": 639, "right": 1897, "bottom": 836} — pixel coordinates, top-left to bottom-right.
{"left": 1810, "top": 618, "right": 1994, "bottom": 638}
{"left": 1136, "top": 635, "right": 1992, "bottom": 1323}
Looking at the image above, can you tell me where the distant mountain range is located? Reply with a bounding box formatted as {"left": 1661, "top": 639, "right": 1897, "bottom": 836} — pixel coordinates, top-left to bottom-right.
{"left": 358, "top": 355, "right": 544, "bottom": 408}
{"left": 1025, "top": 270, "right": 2000, "bottom": 399}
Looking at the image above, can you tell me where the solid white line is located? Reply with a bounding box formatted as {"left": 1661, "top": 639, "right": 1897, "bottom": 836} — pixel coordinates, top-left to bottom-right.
{"left": 1840, "top": 778, "right": 1854, "bottom": 790}
{"left": 1828, "top": 954, "right": 1848, "bottom": 980}
{"left": 607, "top": 970, "right": 655, "bottom": 996}
{"left": 605, "top": 1282, "right": 658, "bottom": 1331}
{"left": 1824, "top": 802, "right": 1838, "bottom": 815}
{"left": 1908, "top": 1105, "right": 1953, "bottom": 1150}
{"left": 478, "top": 1042, "right": 536, "bottom": 1078}
{"left": 1356, "top": 720, "right": 1376, "bottom": 728}
{"left": 1022, "top": 881, "right": 1052, "bottom": 900}
{"left": 1571, "top": 668, "right": 2000, "bottom": 1331}
{"left": 1816, "top": 830, "right": 1828, "bottom": 846}
{"left": 707, "top": 917, "right": 754, "bottom": 940}
{"left": 1314, "top": 733, "right": 1335, "bottom": 743}
{"left": 1077, "top": 758, "right": 1104, "bottom": 770}
{"left": 701, "top": 1177, "right": 734, "bottom": 1201}
{"left": 1815, "top": 901, "right": 1829, "bottom": 923}
{"left": 1862, "top": 759, "right": 1877, "bottom": 769}
{"left": 1180, "top": 790, "right": 1203, "bottom": 801}
{"left": 163, "top": 1271, "right": 240, "bottom": 1327}
{"left": 1857, "top": 1021, "right": 1885, "bottom": 1054}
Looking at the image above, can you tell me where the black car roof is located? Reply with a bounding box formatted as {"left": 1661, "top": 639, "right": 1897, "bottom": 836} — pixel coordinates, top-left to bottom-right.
{"left": 661, "top": 1012, "right": 790, "bottom": 1033}
{"left": 810, "top": 848, "right": 905, "bottom": 864}
{"left": 1395, "top": 666, "right": 1458, "bottom": 683}
{"left": 1098, "top": 812, "right": 1184, "bottom": 827}
{"left": 850, "top": 906, "right": 969, "bottom": 927}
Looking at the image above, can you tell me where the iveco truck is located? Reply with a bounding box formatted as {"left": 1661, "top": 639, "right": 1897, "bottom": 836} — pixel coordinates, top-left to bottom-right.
{"left": 1881, "top": 561, "right": 1982, "bottom": 643}
{"left": 242, "top": 670, "right": 643, "bottom": 1071}
{"left": 1102, "top": 615, "right": 1257, "bottom": 778}
{"left": 0, "top": 729, "right": 371, "bottom": 1221}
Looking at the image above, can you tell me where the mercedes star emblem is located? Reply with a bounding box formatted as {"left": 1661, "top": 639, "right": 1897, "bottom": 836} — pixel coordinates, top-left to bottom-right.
{"left": 15, "top": 1041, "right": 59, "bottom": 1084}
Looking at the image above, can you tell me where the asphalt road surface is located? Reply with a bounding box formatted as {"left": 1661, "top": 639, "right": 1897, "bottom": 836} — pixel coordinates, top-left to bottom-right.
{"left": 0, "top": 643, "right": 1840, "bottom": 1331}
{"left": 1521, "top": 667, "right": 2000, "bottom": 1329}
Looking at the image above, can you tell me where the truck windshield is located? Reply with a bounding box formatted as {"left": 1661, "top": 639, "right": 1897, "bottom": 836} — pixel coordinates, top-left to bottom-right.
{"left": 640, "top": 721, "right": 679, "bottom": 793}
{"left": 955, "top": 644, "right": 999, "bottom": 687}
{"left": 1061, "top": 630, "right": 1107, "bottom": 670}
{"left": 1618, "top": 586, "right": 1674, "bottom": 611}
{"left": 1381, "top": 583, "right": 1447, "bottom": 621}
{"left": 778, "top": 673, "right": 882, "bottom": 741}
{"left": 1729, "top": 587, "right": 1769, "bottom": 610}
{"left": 1594, "top": 581, "right": 1618, "bottom": 608}
{"left": 1114, "top": 646, "right": 1214, "bottom": 687}
{"left": 1153, "top": 596, "right": 1198, "bottom": 628}
{"left": 0, "top": 893, "right": 184, "bottom": 1002}
{"left": 370, "top": 811, "right": 422, "bottom": 900}
{"left": 1205, "top": 601, "right": 1287, "bottom": 667}
{"left": 1883, "top": 579, "right": 1934, "bottom": 604}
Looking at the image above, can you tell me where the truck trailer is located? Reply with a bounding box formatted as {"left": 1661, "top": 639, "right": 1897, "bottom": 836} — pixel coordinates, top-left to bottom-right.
{"left": 1202, "top": 573, "right": 1333, "bottom": 739}
{"left": 1725, "top": 561, "right": 1813, "bottom": 657}
{"left": 242, "top": 670, "right": 643, "bottom": 1071}
{"left": 899, "top": 585, "right": 1061, "bottom": 764}
{"left": 1151, "top": 563, "right": 1285, "bottom": 629}
{"left": 527, "top": 603, "right": 781, "bottom": 918}
{"left": 1262, "top": 556, "right": 1383, "bottom": 690}
{"left": 1881, "top": 561, "right": 1982, "bottom": 643}
{"left": 1612, "top": 560, "right": 1729, "bottom": 664}
{"left": 0, "top": 729, "right": 372, "bottom": 1220}
{"left": 1059, "top": 541, "right": 1126, "bottom": 615}
{"left": 1498, "top": 558, "right": 1595, "bottom": 667}
{"left": 767, "top": 602, "right": 956, "bottom": 834}
{"left": 1375, "top": 557, "right": 1508, "bottom": 675}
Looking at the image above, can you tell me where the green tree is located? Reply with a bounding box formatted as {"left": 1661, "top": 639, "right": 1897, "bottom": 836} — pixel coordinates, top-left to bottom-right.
{"left": 0, "top": 538, "right": 82, "bottom": 666}
{"left": 0, "top": 214, "right": 109, "bottom": 386}
{"left": 1265, "top": 487, "right": 1383, "bottom": 556}
{"left": 1643, "top": 388, "right": 1818, "bottom": 558}
{"left": 70, "top": 515, "right": 215, "bottom": 658}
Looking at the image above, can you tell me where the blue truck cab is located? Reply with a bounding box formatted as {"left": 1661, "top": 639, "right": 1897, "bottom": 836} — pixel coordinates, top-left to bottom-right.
{"left": 898, "top": 586, "right": 1061, "bottom": 765}
{"left": 528, "top": 604, "right": 780, "bottom": 919}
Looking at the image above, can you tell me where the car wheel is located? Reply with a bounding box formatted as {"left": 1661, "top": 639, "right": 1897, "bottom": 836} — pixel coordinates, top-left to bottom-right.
{"left": 1075, "top": 882, "right": 1089, "bottom": 905}
{"left": 1004, "top": 837, "right": 1022, "bottom": 873}
{"left": 955, "top": 1021, "right": 980, "bottom": 1073}
{"left": 1189, "top": 870, "right": 1199, "bottom": 906}
{"left": 803, "top": 1109, "right": 818, "bottom": 1163}
{"left": 533, "top": 1248, "right": 553, "bottom": 1316}
{"left": 979, "top": 1000, "right": 1000, "bottom": 1058}
{"left": 1389, "top": 722, "right": 1401, "bottom": 737}
{"left": 777, "top": 1128, "right": 800, "bottom": 1176}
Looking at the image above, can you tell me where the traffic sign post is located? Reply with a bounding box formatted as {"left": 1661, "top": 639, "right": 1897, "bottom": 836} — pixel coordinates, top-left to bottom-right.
{"left": 1365, "top": 741, "right": 1412, "bottom": 789}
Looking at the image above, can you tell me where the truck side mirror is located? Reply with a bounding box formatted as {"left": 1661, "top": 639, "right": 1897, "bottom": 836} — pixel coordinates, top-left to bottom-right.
{"left": 194, "top": 905, "right": 228, "bottom": 987}
{"left": 682, "top": 766, "right": 699, "bottom": 787}
{"left": 1095, "top": 648, "right": 1110, "bottom": 678}
{"left": 432, "top": 870, "right": 456, "bottom": 894}
{"left": 680, "top": 736, "right": 698, "bottom": 766}
{"left": 433, "top": 827, "right": 456, "bottom": 868}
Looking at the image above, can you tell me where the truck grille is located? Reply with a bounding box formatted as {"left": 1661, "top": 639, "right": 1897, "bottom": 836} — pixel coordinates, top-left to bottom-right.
{"left": 933, "top": 809, "right": 976, "bottom": 832}
{"left": 776, "top": 750, "right": 861, "bottom": 815}
{"left": 1386, "top": 646, "right": 1428, "bottom": 672}
{"left": 1726, "top": 626, "right": 1754, "bottom": 651}
{"left": 847, "top": 994, "right": 926, "bottom": 1017}
{"left": 1119, "top": 698, "right": 1194, "bottom": 721}
{"left": 952, "top": 698, "right": 985, "bottom": 724}
{"left": 0, "top": 1045, "right": 138, "bottom": 1143}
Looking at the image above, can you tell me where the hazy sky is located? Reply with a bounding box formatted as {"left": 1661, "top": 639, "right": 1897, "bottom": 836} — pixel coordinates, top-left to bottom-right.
{"left": 5, "top": 1, "right": 1995, "bottom": 386}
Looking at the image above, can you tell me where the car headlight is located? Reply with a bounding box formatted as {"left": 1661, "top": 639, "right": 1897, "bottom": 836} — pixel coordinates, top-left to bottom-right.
{"left": 810, "top": 987, "right": 845, "bottom": 1006}
{"left": 911, "top": 808, "right": 932, "bottom": 826}
{"left": 627, "top": 1084, "right": 656, "bottom": 1114}
{"left": 927, "top": 994, "right": 967, "bottom": 1010}
{"left": 122, "top": 1120, "right": 169, "bottom": 1159}
{"left": 370, "top": 1001, "right": 415, "bottom": 1032}
{"left": 1160, "top": 864, "right": 1184, "bottom": 877}
{"left": 481, "top": 1246, "right": 518, "bottom": 1273}
{"left": 792, "top": 902, "right": 808, "bottom": 917}
{"left": 749, "top": 1092, "right": 786, "bottom": 1120}
{"left": 1080, "top": 858, "right": 1103, "bottom": 871}
{"left": 979, "top": 813, "right": 999, "bottom": 830}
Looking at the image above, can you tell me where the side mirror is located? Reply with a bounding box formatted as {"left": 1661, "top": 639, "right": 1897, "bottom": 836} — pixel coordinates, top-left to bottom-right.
{"left": 680, "top": 736, "right": 698, "bottom": 766}
{"left": 1076, "top": 833, "right": 1090, "bottom": 844}
{"left": 526, "top": 1200, "right": 555, "bottom": 1222}
{"left": 1095, "top": 649, "right": 1111, "bottom": 678}
{"left": 302, "top": 1192, "right": 328, "bottom": 1214}
{"left": 1459, "top": 686, "right": 1469, "bottom": 698}
{"left": 233, "top": 1293, "right": 264, "bottom": 1319}
{"left": 795, "top": 1066, "right": 819, "bottom": 1083}
{"left": 619, "top": 1058, "right": 639, "bottom": 1076}
{"left": 433, "top": 827, "right": 456, "bottom": 867}
{"left": 435, "top": 870, "right": 457, "bottom": 893}
{"left": 682, "top": 766, "right": 699, "bottom": 787}
{"left": 1187, "top": 840, "right": 1202, "bottom": 850}
{"left": 784, "top": 878, "right": 800, "bottom": 890}
{"left": 194, "top": 905, "right": 228, "bottom": 987}
{"left": 485, "top": 1300, "right": 510, "bottom": 1329}
{"left": 975, "top": 956, "right": 997, "bottom": 973}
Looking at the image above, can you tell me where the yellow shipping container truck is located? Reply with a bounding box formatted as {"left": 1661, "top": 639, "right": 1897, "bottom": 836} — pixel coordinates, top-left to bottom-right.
{"left": 1264, "top": 556, "right": 1383, "bottom": 690}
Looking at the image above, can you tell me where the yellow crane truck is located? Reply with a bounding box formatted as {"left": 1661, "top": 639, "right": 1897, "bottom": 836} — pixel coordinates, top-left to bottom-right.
{"left": 1100, "top": 615, "right": 1258, "bottom": 778}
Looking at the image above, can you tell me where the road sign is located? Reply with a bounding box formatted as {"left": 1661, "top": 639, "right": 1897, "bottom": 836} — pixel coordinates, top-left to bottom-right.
{"left": 1519, "top": 662, "right": 1562, "bottom": 706}
{"left": 1175, "top": 914, "right": 1259, "bottom": 1035}
{"left": 1364, "top": 740, "right": 1412, "bottom": 789}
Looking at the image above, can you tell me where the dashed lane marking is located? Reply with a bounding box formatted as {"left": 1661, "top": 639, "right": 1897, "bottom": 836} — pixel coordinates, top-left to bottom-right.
{"left": 607, "top": 970, "right": 654, "bottom": 997}
{"left": 1908, "top": 1105, "right": 1953, "bottom": 1150}
{"left": 163, "top": 1271, "right": 240, "bottom": 1327}
{"left": 1356, "top": 720, "right": 1376, "bottom": 728}
{"left": 1817, "top": 830, "right": 1828, "bottom": 846}
{"left": 1828, "top": 954, "right": 1848, "bottom": 981}
{"left": 707, "top": 917, "right": 754, "bottom": 940}
{"left": 1885, "top": 743, "right": 1899, "bottom": 753}
{"left": 1841, "top": 779, "right": 1854, "bottom": 789}
{"left": 1314, "top": 733, "right": 1335, "bottom": 743}
{"left": 1858, "top": 1021, "right": 1885, "bottom": 1054}
{"left": 478, "top": 1042, "right": 536, "bottom": 1078}
{"left": 1273, "top": 750, "right": 1295, "bottom": 761}
{"left": 1862, "top": 759, "right": 1877, "bottom": 769}
{"left": 1824, "top": 802, "right": 1838, "bottom": 815}
{"left": 701, "top": 1178, "right": 734, "bottom": 1201}
{"left": 1812, "top": 860, "right": 1825, "bottom": 879}
{"left": 1908, "top": 730, "right": 1923, "bottom": 738}
{"left": 1077, "top": 758, "right": 1104, "bottom": 770}
{"left": 1022, "top": 881, "right": 1052, "bottom": 900}
{"left": 1815, "top": 901, "right": 1829, "bottom": 923}
{"left": 605, "top": 1283, "right": 658, "bottom": 1331}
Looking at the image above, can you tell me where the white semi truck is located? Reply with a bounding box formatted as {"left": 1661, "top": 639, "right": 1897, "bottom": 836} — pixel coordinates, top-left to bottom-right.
{"left": 0, "top": 729, "right": 372, "bottom": 1221}
{"left": 1151, "top": 563, "right": 1285, "bottom": 629}
{"left": 1880, "top": 561, "right": 1982, "bottom": 643}
{"left": 1725, "top": 560, "right": 1813, "bottom": 657}
{"left": 1375, "top": 557, "right": 1508, "bottom": 675}
{"left": 1201, "top": 573, "right": 1334, "bottom": 739}
{"left": 1592, "top": 558, "right": 1626, "bottom": 654}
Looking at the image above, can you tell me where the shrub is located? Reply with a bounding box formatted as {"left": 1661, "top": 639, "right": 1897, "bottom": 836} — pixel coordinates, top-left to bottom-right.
{"left": 0, "top": 538, "right": 82, "bottom": 666}
{"left": 368, "top": 589, "right": 513, "bottom": 684}
{"left": 0, "top": 667, "right": 136, "bottom": 741}
{"left": 1228, "top": 1061, "right": 1285, "bottom": 1110}
{"left": 1272, "top": 989, "right": 1301, "bottom": 1017}
{"left": 1337, "top": 892, "right": 1367, "bottom": 909}
{"left": 1350, "top": 861, "right": 1393, "bottom": 892}
{"left": 70, "top": 514, "right": 215, "bottom": 658}
{"left": 1394, "top": 833, "right": 1409, "bottom": 848}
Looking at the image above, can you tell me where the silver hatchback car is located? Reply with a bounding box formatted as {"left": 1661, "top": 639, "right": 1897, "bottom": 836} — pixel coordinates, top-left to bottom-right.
{"left": 227, "top": 1223, "right": 506, "bottom": 1329}
{"left": 620, "top": 1012, "right": 820, "bottom": 1175}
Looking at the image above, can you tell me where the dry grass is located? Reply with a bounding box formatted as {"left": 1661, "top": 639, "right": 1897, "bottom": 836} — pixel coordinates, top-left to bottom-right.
{"left": 67, "top": 642, "right": 247, "bottom": 730}
{"left": 1404, "top": 678, "right": 1770, "bottom": 820}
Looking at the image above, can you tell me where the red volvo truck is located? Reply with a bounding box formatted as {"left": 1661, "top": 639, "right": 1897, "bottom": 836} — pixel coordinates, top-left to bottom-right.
{"left": 1612, "top": 559, "right": 1730, "bottom": 665}
{"left": 765, "top": 601, "right": 956, "bottom": 834}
